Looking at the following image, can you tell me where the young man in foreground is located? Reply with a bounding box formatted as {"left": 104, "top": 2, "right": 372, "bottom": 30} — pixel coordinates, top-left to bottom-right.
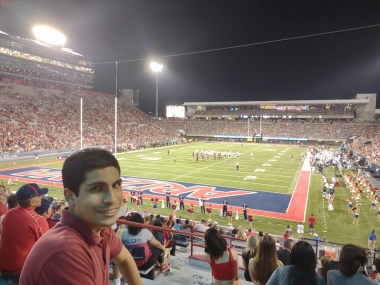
{"left": 20, "top": 148, "right": 142, "bottom": 285}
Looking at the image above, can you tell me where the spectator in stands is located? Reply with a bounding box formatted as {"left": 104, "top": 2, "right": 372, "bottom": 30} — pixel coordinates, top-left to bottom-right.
{"left": 19, "top": 149, "right": 142, "bottom": 285}
{"left": 249, "top": 234, "right": 283, "bottom": 285}
{"left": 267, "top": 241, "right": 326, "bottom": 285}
{"left": 35, "top": 196, "right": 56, "bottom": 228}
{"left": 327, "top": 244, "right": 376, "bottom": 285}
{"left": 5, "top": 194, "right": 18, "bottom": 209}
{"left": 317, "top": 255, "right": 332, "bottom": 281}
{"left": 242, "top": 235, "right": 259, "bottom": 282}
{"left": 194, "top": 219, "right": 209, "bottom": 232}
{"left": 204, "top": 228, "right": 241, "bottom": 285}
{"left": 277, "top": 239, "right": 293, "bottom": 266}
{"left": 225, "top": 226, "right": 235, "bottom": 237}
{"left": 0, "top": 187, "right": 7, "bottom": 236}
{"left": 152, "top": 219, "right": 176, "bottom": 259}
{"left": 182, "top": 219, "right": 193, "bottom": 231}
{"left": 0, "top": 183, "right": 49, "bottom": 283}
{"left": 173, "top": 218, "right": 183, "bottom": 233}
{"left": 122, "top": 212, "right": 171, "bottom": 273}
{"left": 235, "top": 227, "right": 247, "bottom": 241}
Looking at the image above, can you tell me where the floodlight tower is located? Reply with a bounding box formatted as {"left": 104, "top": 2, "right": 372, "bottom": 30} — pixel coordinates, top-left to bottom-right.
{"left": 32, "top": 26, "right": 66, "bottom": 48}
{"left": 150, "top": 62, "right": 163, "bottom": 119}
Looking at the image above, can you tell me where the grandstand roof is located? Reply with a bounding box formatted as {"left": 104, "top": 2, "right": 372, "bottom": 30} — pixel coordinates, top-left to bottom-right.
{"left": 183, "top": 99, "right": 368, "bottom": 106}
{"left": 0, "top": 31, "right": 90, "bottom": 61}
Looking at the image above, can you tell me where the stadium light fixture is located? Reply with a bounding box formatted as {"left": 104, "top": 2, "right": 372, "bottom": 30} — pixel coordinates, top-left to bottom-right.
{"left": 150, "top": 62, "right": 163, "bottom": 119}
{"left": 32, "top": 26, "right": 66, "bottom": 47}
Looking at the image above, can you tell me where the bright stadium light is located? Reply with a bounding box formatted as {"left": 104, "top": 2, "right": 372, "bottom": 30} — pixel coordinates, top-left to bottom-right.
{"left": 150, "top": 62, "right": 163, "bottom": 119}
{"left": 150, "top": 62, "right": 163, "bottom": 73}
{"left": 32, "top": 26, "right": 66, "bottom": 47}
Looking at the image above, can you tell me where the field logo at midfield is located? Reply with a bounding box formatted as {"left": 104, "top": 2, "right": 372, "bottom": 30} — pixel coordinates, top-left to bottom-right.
{"left": 122, "top": 177, "right": 253, "bottom": 199}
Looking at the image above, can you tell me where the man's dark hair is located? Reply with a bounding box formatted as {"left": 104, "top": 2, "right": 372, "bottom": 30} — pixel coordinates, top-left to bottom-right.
{"left": 184, "top": 219, "right": 190, "bottom": 225}
{"left": 127, "top": 213, "right": 144, "bottom": 235}
{"left": 176, "top": 218, "right": 180, "bottom": 225}
{"left": 7, "top": 194, "right": 19, "bottom": 209}
{"left": 62, "top": 148, "right": 120, "bottom": 197}
{"left": 339, "top": 244, "right": 367, "bottom": 277}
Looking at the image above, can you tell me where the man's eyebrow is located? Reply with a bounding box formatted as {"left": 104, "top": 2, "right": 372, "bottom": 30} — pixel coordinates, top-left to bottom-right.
{"left": 86, "top": 178, "right": 122, "bottom": 187}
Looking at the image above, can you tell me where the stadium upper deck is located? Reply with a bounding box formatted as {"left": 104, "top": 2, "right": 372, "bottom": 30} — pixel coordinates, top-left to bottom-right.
{"left": 184, "top": 94, "right": 376, "bottom": 122}
{"left": 0, "top": 30, "right": 94, "bottom": 90}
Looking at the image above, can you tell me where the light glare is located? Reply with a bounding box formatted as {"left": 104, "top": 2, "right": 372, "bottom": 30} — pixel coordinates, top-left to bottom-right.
{"left": 150, "top": 62, "right": 163, "bottom": 72}
{"left": 33, "top": 26, "right": 66, "bottom": 46}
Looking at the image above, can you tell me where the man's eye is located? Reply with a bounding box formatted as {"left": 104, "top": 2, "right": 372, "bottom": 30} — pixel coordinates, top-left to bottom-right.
{"left": 90, "top": 186, "right": 101, "bottom": 192}
{"left": 113, "top": 182, "right": 122, "bottom": 188}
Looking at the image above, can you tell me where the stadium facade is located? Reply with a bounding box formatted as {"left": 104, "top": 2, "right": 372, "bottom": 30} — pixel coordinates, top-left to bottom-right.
{"left": 0, "top": 30, "right": 94, "bottom": 90}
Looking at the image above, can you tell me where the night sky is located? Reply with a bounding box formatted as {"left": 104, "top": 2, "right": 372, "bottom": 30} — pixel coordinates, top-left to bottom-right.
{"left": 1, "top": 0, "right": 380, "bottom": 115}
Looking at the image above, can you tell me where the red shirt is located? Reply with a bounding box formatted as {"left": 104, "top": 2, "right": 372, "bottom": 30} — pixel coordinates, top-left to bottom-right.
{"left": 19, "top": 210, "right": 122, "bottom": 285}
{"left": 207, "top": 207, "right": 212, "bottom": 213}
{"left": 227, "top": 211, "right": 232, "bottom": 217}
{"left": 0, "top": 202, "right": 7, "bottom": 216}
{"left": 308, "top": 216, "right": 316, "bottom": 225}
{"left": 188, "top": 208, "right": 194, "bottom": 213}
{"left": 209, "top": 248, "right": 236, "bottom": 280}
{"left": 0, "top": 206, "right": 49, "bottom": 274}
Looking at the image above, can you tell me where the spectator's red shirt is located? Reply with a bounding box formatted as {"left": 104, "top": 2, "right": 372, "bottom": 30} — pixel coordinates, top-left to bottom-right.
{"left": 0, "top": 206, "right": 49, "bottom": 274}
{"left": 0, "top": 202, "right": 7, "bottom": 216}
{"left": 19, "top": 210, "right": 122, "bottom": 285}
{"left": 309, "top": 216, "right": 316, "bottom": 225}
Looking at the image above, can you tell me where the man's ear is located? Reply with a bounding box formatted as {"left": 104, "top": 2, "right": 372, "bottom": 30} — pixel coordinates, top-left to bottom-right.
{"left": 64, "top": 188, "right": 76, "bottom": 206}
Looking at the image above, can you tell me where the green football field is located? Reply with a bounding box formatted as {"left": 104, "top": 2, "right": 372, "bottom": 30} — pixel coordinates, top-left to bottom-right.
{"left": 1, "top": 142, "right": 377, "bottom": 248}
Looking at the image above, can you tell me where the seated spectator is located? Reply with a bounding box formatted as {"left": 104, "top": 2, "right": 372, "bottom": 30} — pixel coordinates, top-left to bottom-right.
{"left": 258, "top": 231, "right": 264, "bottom": 240}
{"left": 173, "top": 218, "right": 183, "bottom": 235}
{"left": 194, "top": 219, "right": 209, "bottom": 232}
{"left": 204, "top": 228, "right": 241, "bottom": 285}
{"left": 242, "top": 235, "right": 259, "bottom": 282}
{"left": 0, "top": 183, "right": 49, "bottom": 283}
{"left": 277, "top": 239, "right": 293, "bottom": 266}
{"left": 182, "top": 219, "right": 193, "bottom": 231}
{"left": 267, "top": 241, "right": 326, "bottom": 285}
{"left": 35, "top": 196, "right": 56, "bottom": 228}
{"left": 121, "top": 212, "right": 171, "bottom": 273}
{"left": 249, "top": 235, "right": 283, "bottom": 285}
{"left": 225, "top": 226, "right": 235, "bottom": 237}
{"left": 5, "top": 194, "right": 18, "bottom": 209}
{"left": 317, "top": 255, "right": 332, "bottom": 281}
{"left": 275, "top": 239, "right": 281, "bottom": 251}
{"left": 327, "top": 244, "right": 376, "bottom": 285}
{"left": 235, "top": 227, "right": 247, "bottom": 241}
{"left": 152, "top": 219, "right": 176, "bottom": 258}
{"left": 245, "top": 228, "right": 254, "bottom": 237}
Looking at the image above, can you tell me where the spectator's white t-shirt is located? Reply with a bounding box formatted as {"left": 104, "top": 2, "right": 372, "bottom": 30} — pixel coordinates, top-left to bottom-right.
{"left": 121, "top": 228, "right": 155, "bottom": 245}
{"left": 194, "top": 223, "right": 209, "bottom": 232}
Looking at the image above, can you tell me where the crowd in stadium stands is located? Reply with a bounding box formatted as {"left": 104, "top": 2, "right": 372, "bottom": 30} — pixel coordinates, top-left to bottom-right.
{"left": 0, "top": 82, "right": 177, "bottom": 154}
{"left": 0, "top": 65, "right": 92, "bottom": 89}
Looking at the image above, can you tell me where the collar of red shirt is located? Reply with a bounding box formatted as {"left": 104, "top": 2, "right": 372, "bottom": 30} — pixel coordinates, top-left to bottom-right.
{"left": 61, "top": 209, "right": 105, "bottom": 246}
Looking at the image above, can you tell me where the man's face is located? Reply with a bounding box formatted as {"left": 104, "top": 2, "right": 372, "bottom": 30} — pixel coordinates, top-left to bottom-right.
{"left": 67, "top": 166, "right": 122, "bottom": 235}
{"left": 31, "top": 196, "right": 42, "bottom": 209}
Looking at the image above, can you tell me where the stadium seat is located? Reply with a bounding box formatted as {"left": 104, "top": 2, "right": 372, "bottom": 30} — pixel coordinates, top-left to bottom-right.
{"left": 173, "top": 235, "right": 189, "bottom": 252}
{"left": 126, "top": 244, "right": 155, "bottom": 280}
